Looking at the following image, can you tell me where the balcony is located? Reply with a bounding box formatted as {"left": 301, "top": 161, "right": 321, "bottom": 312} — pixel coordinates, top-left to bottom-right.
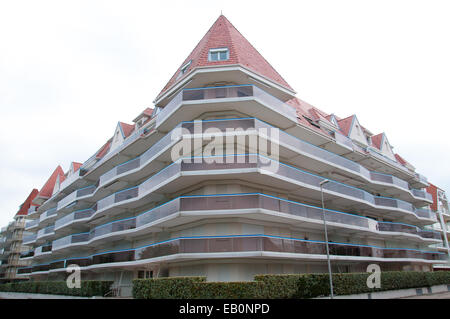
{"left": 25, "top": 218, "right": 40, "bottom": 231}
{"left": 19, "top": 249, "right": 34, "bottom": 259}
{"left": 36, "top": 225, "right": 55, "bottom": 243}
{"left": 38, "top": 207, "right": 58, "bottom": 227}
{"left": 57, "top": 185, "right": 96, "bottom": 212}
{"left": 51, "top": 193, "right": 441, "bottom": 255}
{"left": 155, "top": 85, "right": 298, "bottom": 133}
{"left": 94, "top": 118, "right": 427, "bottom": 208}
{"left": 51, "top": 154, "right": 436, "bottom": 236}
{"left": 23, "top": 234, "right": 448, "bottom": 275}
{"left": 54, "top": 208, "right": 96, "bottom": 232}
{"left": 34, "top": 245, "right": 52, "bottom": 258}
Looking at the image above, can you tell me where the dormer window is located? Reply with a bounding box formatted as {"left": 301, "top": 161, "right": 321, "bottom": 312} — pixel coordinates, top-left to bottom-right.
{"left": 209, "top": 48, "right": 229, "bottom": 61}
{"left": 180, "top": 60, "right": 191, "bottom": 75}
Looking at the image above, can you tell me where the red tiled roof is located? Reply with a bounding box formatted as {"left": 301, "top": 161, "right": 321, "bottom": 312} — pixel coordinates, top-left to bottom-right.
{"left": 96, "top": 140, "right": 112, "bottom": 159}
{"left": 72, "top": 162, "right": 82, "bottom": 173}
{"left": 337, "top": 115, "right": 355, "bottom": 137}
{"left": 371, "top": 133, "right": 384, "bottom": 150}
{"left": 119, "top": 122, "right": 135, "bottom": 138}
{"left": 142, "top": 108, "right": 153, "bottom": 117}
{"left": 156, "top": 15, "right": 293, "bottom": 100}
{"left": 394, "top": 154, "right": 407, "bottom": 166}
{"left": 286, "top": 98, "right": 333, "bottom": 138}
{"left": 36, "top": 166, "right": 65, "bottom": 199}
{"left": 16, "top": 189, "right": 39, "bottom": 216}
{"left": 426, "top": 183, "right": 438, "bottom": 212}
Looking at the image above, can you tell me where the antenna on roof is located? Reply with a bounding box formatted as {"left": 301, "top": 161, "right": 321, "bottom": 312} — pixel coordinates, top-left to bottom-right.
{"left": 220, "top": 10, "right": 223, "bottom": 16}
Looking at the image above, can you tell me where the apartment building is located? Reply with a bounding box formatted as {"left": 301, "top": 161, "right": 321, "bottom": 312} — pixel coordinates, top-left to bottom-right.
{"left": 0, "top": 189, "right": 38, "bottom": 282}
{"left": 14, "top": 15, "right": 447, "bottom": 296}
{"left": 426, "top": 183, "right": 450, "bottom": 270}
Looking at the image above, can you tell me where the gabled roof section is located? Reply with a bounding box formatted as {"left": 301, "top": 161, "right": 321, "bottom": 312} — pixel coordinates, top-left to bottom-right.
{"left": 337, "top": 115, "right": 355, "bottom": 137}
{"left": 36, "top": 166, "right": 65, "bottom": 200}
{"left": 16, "top": 189, "right": 39, "bottom": 216}
{"left": 118, "top": 122, "right": 135, "bottom": 139}
{"left": 156, "top": 15, "right": 294, "bottom": 100}
{"left": 72, "top": 162, "right": 82, "bottom": 173}
{"left": 96, "top": 139, "right": 112, "bottom": 160}
{"left": 285, "top": 97, "right": 334, "bottom": 138}
{"left": 133, "top": 107, "right": 154, "bottom": 123}
{"left": 371, "top": 133, "right": 384, "bottom": 150}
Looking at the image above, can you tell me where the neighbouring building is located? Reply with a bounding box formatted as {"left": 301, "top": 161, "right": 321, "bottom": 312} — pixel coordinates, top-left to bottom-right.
{"left": 8, "top": 15, "right": 448, "bottom": 296}
{"left": 426, "top": 183, "right": 450, "bottom": 270}
{"left": 0, "top": 189, "right": 39, "bottom": 282}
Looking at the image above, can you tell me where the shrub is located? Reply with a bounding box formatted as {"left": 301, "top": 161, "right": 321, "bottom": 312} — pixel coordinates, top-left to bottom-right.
{"left": 132, "top": 276, "right": 206, "bottom": 299}
{"left": 193, "top": 282, "right": 266, "bottom": 299}
{"left": 0, "top": 281, "right": 112, "bottom": 297}
{"left": 131, "top": 271, "right": 450, "bottom": 299}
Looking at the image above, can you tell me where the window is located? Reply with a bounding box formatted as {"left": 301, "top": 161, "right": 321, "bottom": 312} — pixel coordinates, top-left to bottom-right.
{"left": 209, "top": 48, "right": 229, "bottom": 61}
{"left": 180, "top": 60, "right": 191, "bottom": 75}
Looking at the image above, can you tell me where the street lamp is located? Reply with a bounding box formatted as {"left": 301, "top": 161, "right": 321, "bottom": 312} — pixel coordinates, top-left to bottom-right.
{"left": 319, "top": 179, "right": 334, "bottom": 299}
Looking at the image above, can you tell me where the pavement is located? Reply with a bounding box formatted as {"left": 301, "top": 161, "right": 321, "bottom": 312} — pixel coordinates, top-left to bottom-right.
{"left": 400, "top": 291, "right": 450, "bottom": 299}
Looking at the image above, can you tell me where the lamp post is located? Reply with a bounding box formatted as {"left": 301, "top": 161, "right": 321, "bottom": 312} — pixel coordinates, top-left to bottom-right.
{"left": 319, "top": 179, "right": 334, "bottom": 299}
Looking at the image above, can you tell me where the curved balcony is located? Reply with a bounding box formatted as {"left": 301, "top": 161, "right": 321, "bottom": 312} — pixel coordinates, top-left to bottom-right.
{"left": 19, "top": 249, "right": 34, "bottom": 259}
{"left": 51, "top": 193, "right": 441, "bottom": 255}
{"left": 25, "top": 218, "right": 40, "bottom": 231}
{"left": 93, "top": 118, "right": 431, "bottom": 206}
{"left": 56, "top": 185, "right": 96, "bottom": 212}
{"left": 21, "top": 234, "right": 448, "bottom": 276}
{"left": 54, "top": 208, "right": 96, "bottom": 233}
{"left": 22, "top": 234, "right": 37, "bottom": 246}
{"left": 59, "top": 155, "right": 436, "bottom": 228}
{"left": 38, "top": 207, "right": 57, "bottom": 227}
{"left": 34, "top": 245, "right": 52, "bottom": 258}
{"left": 155, "top": 85, "right": 298, "bottom": 132}
{"left": 36, "top": 225, "right": 55, "bottom": 244}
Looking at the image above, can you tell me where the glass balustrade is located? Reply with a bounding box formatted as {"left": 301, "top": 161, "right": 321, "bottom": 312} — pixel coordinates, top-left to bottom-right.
{"left": 53, "top": 154, "right": 435, "bottom": 236}
{"left": 22, "top": 235, "right": 447, "bottom": 275}
{"left": 96, "top": 118, "right": 426, "bottom": 212}
{"left": 51, "top": 193, "right": 439, "bottom": 253}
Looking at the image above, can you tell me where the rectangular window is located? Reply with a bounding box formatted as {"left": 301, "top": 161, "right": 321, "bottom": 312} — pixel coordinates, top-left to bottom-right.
{"left": 209, "top": 48, "right": 229, "bottom": 61}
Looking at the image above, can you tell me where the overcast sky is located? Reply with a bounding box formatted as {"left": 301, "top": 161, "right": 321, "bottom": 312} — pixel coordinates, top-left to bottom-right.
{"left": 0, "top": 0, "right": 449, "bottom": 226}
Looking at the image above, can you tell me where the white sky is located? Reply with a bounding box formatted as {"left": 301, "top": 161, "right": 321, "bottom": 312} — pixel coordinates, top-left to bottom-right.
{"left": 0, "top": 0, "right": 449, "bottom": 226}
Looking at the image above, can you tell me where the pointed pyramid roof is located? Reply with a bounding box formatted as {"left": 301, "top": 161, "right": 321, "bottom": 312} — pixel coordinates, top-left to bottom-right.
{"left": 156, "top": 15, "right": 294, "bottom": 100}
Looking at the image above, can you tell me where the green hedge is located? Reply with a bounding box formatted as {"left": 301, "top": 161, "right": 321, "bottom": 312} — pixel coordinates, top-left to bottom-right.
{"left": 133, "top": 277, "right": 206, "bottom": 299}
{"left": 133, "top": 271, "right": 450, "bottom": 299}
{"left": 255, "top": 271, "right": 450, "bottom": 298}
{"left": 0, "top": 281, "right": 113, "bottom": 297}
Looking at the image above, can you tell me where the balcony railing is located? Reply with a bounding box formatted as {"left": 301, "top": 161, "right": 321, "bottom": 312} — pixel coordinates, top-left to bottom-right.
{"left": 25, "top": 218, "right": 40, "bottom": 230}
{"left": 51, "top": 193, "right": 440, "bottom": 253}
{"left": 23, "top": 234, "right": 37, "bottom": 245}
{"left": 53, "top": 155, "right": 436, "bottom": 233}
{"left": 96, "top": 118, "right": 426, "bottom": 208}
{"left": 36, "top": 225, "right": 55, "bottom": 240}
{"left": 156, "top": 85, "right": 298, "bottom": 129}
{"left": 34, "top": 245, "right": 52, "bottom": 256}
{"left": 57, "top": 185, "right": 96, "bottom": 211}
{"left": 21, "top": 234, "right": 448, "bottom": 275}
{"left": 54, "top": 208, "right": 96, "bottom": 230}
{"left": 27, "top": 206, "right": 38, "bottom": 215}
{"left": 39, "top": 207, "right": 58, "bottom": 223}
{"left": 20, "top": 249, "right": 34, "bottom": 259}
